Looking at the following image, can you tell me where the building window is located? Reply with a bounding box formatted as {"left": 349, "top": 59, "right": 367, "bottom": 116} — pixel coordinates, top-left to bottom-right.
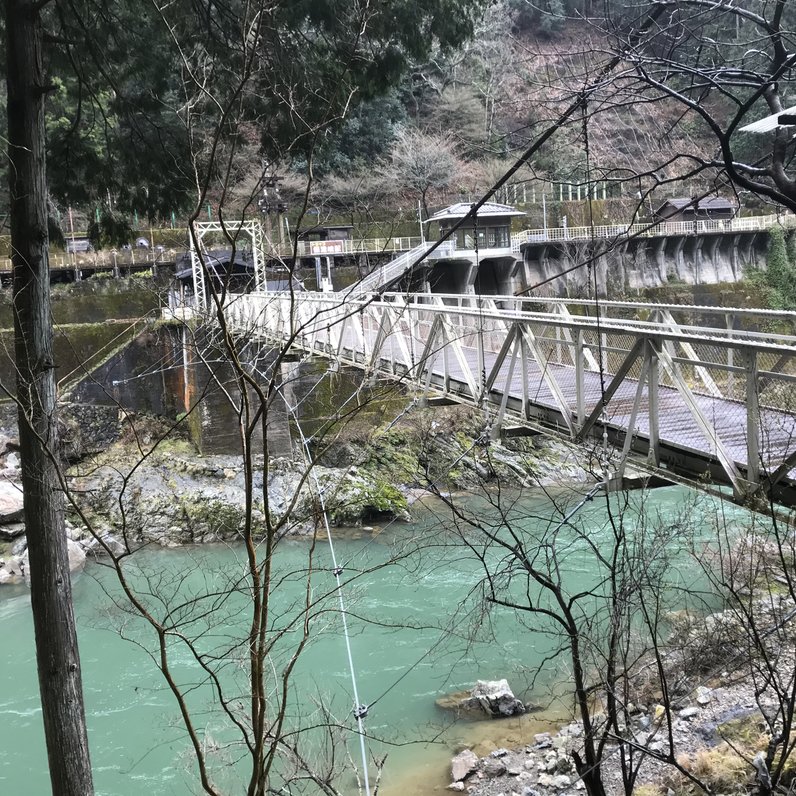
{"left": 486, "top": 226, "right": 510, "bottom": 247}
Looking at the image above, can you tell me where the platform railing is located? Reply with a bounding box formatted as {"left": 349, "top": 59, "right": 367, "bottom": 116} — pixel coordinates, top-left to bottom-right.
{"left": 510, "top": 212, "right": 796, "bottom": 251}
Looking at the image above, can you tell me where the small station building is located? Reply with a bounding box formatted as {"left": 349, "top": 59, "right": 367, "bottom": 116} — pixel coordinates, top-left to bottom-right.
{"left": 424, "top": 202, "right": 525, "bottom": 294}
{"left": 653, "top": 197, "right": 737, "bottom": 223}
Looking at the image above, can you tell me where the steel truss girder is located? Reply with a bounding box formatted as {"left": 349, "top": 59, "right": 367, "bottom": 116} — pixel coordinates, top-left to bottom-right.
{"left": 189, "top": 220, "right": 266, "bottom": 311}
{"left": 224, "top": 292, "right": 796, "bottom": 503}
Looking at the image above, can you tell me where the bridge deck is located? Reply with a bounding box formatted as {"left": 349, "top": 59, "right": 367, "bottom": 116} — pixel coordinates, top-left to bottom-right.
{"left": 334, "top": 326, "right": 794, "bottom": 476}
{"left": 224, "top": 292, "right": 796, "bottom": 504}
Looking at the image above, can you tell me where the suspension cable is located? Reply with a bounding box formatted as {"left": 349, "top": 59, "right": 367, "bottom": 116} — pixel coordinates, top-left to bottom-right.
{"left": 277, "top": 385, "right": 372, "bottom": 796}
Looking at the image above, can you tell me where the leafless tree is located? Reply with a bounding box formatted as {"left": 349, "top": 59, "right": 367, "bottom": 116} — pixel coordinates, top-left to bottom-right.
{"left": 384, "top": 128, "right": 464, "bottom": 220}
{"left": 596, "top": 0, "right": 796, "bottom": 212}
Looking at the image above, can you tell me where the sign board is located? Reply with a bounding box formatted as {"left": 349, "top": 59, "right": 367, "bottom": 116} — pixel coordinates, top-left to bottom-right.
{"left": 310, "top": 240, "right": 345, "bottom": 255}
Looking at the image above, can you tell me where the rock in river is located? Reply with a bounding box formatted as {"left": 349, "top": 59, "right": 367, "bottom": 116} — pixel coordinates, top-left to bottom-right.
{"left": 438, "top": 679, "right": 527, "bottom": 718}
{"left": 451, "top": 749, "right": 479, "bottom": 782}
{"left": 466, "top": 679, "right": 527, "bottom": 717}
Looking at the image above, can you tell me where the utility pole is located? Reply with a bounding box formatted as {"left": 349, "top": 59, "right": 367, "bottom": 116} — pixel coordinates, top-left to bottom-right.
{"left": 258, "top": 173, "right": 288, "bottom": 253}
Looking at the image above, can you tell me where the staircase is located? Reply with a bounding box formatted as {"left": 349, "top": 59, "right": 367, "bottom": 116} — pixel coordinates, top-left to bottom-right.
{"left": 346, "top": 242, "right": 433, "bottom": 295}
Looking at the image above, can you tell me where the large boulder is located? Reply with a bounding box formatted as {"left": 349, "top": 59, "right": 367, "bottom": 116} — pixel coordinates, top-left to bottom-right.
{"left": 437, "top": 679, "right": 527, "bottom": 719}
{"left": 67, "top": 538, "right": 87, "bottom": 572}
{"left": 0, "top": 522, "right": 25, "bottom": 541}
{"left": 451, "top": 749, "right": 478, "bottom": 782}
{"left": 466, "top": 679, "right": 526, "bottom": 718}
{"left": 0, "top": 537, "right": 87, "bottom": 587}
{"left": 0, "top": 480, "right": 24, "bottom": 523}
{"left": 0, "top": 554, "right": 27, "bottom": 585}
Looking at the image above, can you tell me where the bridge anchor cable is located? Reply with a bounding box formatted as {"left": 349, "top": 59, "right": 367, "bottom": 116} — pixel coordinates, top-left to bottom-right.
{"left": 277, "top": 386, "right": 373, "bottom": 796}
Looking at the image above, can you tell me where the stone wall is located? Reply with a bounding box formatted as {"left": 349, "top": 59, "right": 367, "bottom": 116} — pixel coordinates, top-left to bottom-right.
{"left": 0, "top": 401, "right": 120, "bottom": 455}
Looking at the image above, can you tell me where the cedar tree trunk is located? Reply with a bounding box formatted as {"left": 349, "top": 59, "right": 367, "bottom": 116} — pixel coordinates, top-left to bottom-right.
{"left": 5, "top": 1, "right": 94, "bottom": 793}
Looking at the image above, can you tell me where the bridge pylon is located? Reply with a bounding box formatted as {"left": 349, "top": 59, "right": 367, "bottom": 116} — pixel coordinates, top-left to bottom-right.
{"left": 188, "top": 220, "right": 267, "bottom": 311}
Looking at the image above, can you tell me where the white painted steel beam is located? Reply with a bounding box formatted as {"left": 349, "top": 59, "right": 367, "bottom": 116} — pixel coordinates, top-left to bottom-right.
{"left": 222, "top": 290, "right": 796, "bottom": 502}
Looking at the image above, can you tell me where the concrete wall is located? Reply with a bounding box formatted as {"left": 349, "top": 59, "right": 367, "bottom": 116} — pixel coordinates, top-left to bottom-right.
{"left": 520, "top": 230, "right": 768, "bottom": 297}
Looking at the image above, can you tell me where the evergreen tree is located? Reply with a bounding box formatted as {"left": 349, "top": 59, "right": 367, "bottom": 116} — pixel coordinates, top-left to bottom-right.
{"left": 765, "top": 227, "right": 796, "bottom": 310}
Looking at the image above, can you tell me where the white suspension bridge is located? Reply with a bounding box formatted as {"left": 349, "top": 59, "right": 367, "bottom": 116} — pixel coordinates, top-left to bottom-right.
{"left": 177, "top": 218, "right": 796, "bottom": 508}
{"left": 216, "top": 290, "right": 796, "bottom": 507}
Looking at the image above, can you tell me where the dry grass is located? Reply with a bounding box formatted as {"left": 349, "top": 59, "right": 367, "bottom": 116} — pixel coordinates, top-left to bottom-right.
{"left": 668, "top": 745, "right": 750, "bottom": 793}
{"left": 633, "top": 785, "right": 664, "bottom": 796}
{"left": 717, "top": 716, "right": 769, "bottom": 752}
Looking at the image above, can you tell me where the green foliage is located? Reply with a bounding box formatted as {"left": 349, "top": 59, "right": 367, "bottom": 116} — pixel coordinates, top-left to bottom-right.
{"left": 421, "top": 86, "right": 487, "bottom": 157}
{"left": 363, "top": 428, "right": 422, "bottom": 484}
{"left": 87, "top": 208, "right": 133, "bottom": 250}
{"left": 762, "top": 227, "right": 796, "bottom": 309}
{"left": 505, "top": 0, "right": 587, "bottom": 38}
{"left": 329, "top": 477, "right": 409, "bottom": 525}
{"left": 309, "top": 92, "right": 408, "bottom": 176}
{"left": 31, "top": 0, "right": 488, "bottom": 221}
{"left": 787, "top": 230, "right": 796, "bottom": 269}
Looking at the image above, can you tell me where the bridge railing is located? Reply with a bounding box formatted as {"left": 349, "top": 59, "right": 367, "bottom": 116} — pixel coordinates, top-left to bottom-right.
{"left": 280, "top": 236, "right": 424, "bottom": 258}
{"left": 0, "top": 247, "right": 182, "bottom": 275}
{"left": 390, "top": 292, "right": 796, "bottom": 331}
{"left": 223, "top": 289, "right": 796, "bottom": 501}
{"left": 511, "top": 212, "right": 796, "bottom": 250}
{"left": 225, "top": 292, "right": 795, "bottom": 406}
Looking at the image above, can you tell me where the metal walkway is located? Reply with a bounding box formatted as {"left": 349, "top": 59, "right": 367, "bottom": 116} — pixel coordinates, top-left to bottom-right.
{"left": 222, "top": 291, "right": 796, "bottom": 506}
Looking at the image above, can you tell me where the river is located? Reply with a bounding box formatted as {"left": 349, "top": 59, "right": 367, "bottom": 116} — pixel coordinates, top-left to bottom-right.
{"left": 0, "top": 485, "right": 745, "bottom": 795}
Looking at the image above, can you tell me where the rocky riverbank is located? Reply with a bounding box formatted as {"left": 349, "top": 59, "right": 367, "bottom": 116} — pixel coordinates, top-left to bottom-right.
{"left": 450, "top": 675, "right": 784, "bottom": 796}
{"left": 0, "top": 405, "right": 595, "bottom": 584}
{"left": 445, "top": 548, "right": 796, "bottom": 796}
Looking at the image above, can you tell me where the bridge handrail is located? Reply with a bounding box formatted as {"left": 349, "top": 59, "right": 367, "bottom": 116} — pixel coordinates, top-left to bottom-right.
{"left": 235, "top": 290, "right": 796, "bottom": 354}
{"left": 511, "top": 212, "right": 795, "bottom": 249}
{"left": 345, "top": 241, "right": 434, "bottom": 294}
{"left": 375, "top": 291, "right": 796, "bottom": 322}
{"left": 280, "top": 236, "right": 424, "bottom": 258}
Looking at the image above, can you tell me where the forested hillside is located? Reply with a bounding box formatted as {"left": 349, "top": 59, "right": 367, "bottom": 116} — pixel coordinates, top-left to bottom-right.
{"left": 3, "top": 0, "right": 796, "bottom": 239}
{"left": 263, "top": 0, "right": 796, "bottom": 234}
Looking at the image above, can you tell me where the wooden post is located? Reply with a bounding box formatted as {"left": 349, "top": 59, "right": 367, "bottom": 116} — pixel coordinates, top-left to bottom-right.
{"left": 646, "top": 339, "right": 660, "bottom": 466}
{"left": 744, "top": 347, "right": 760, "bottom": 490}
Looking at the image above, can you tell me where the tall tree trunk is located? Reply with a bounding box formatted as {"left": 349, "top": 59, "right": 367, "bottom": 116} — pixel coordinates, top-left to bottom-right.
{"left": 5, "top": 1, "right": 94, "bottom": 793}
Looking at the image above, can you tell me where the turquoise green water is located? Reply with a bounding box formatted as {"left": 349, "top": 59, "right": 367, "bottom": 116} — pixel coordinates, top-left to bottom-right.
{"left": 0, "top": 487, "right": 744, "bottom": 795}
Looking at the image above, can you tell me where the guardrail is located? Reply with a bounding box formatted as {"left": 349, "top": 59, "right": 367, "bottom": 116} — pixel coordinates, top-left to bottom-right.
{"left": 283, "top": 236, "right": 423, "bottom": 258}
{"left": 510, "top": 212, "right": 795, "bottom": 250}
{"left": 0, "top": 248, "right": 181, "bottom": 274}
